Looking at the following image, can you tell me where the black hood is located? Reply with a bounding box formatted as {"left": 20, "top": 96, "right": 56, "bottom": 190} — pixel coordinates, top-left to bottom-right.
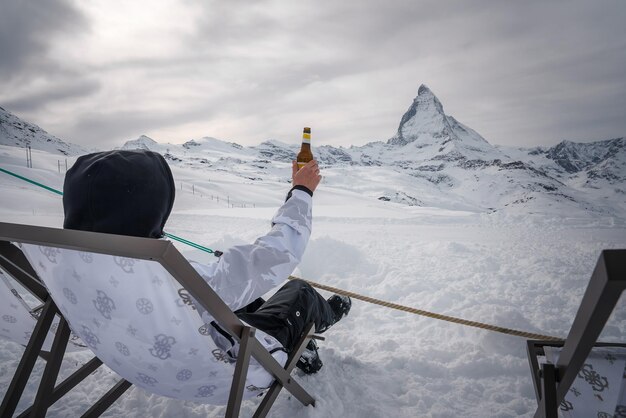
{"left": 63, "top": 150, "right": 175, "bottom": 238}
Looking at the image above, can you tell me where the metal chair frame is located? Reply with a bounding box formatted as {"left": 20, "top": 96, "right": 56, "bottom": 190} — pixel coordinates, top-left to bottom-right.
{"left": 526, "top": 249, "right": 625, "bottom": 418}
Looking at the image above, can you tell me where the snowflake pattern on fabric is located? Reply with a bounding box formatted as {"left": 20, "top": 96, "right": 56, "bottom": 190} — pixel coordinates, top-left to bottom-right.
{"left": 149, "top": 334, "right": 176, "bottom": 360}
{"left": 39, "top": 246, "right": 60, "bottom": 263}
{"left": 63, "top": 288, "right": 78, "bottom": 304}
{"left": 93, "top": 290, "right": 116, "bottom": 319}
{"left": 176, "top": 369, "right": 192, "bottom": 381}
{"left": 80, "top": 325, "right": 100, "bottom": 349}
{"left": 114, "top": 257, "right": 135, "bottom": 273}
{"left": 78, "top": 252, "right": 93, "bottom": 263}
{"left": 115, "top": 341, "right": 130, "bottom": 356}
{"left": 127, "top": 325, "right": 138, "bottom": 336}
{"left": 136, "top": 373, "right": 158, "bottom": 387}
{"left": 578, "top": 363, "right": 609, "bottom": 392}
{"left": 136, "top": 298, "right": 154, "bottom": 314}
{"left": 195, "top": 385, "right": 217, "bottom": 398}
{"left": 2, "top": 315, "right": 16, "bottom": 323}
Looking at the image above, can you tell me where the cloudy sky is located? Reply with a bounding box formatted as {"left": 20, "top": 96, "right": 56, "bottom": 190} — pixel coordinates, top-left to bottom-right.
{"left": 1, "top": 0, "right": 625, "bottom": 149}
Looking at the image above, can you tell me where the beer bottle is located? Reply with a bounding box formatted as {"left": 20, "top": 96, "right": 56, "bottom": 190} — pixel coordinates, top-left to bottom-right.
{"left": 296, "top": 127, "right": 313, "bottom": 170}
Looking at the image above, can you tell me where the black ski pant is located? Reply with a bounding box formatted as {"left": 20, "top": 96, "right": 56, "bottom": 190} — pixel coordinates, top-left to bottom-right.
{"left": 235, "top": 279, "right": 335, "bottom": 352}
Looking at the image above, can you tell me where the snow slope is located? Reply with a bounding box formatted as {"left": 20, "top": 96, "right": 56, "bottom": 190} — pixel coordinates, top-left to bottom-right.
{"left": 0, "top": 106, "right": 86, "bottom": 156}
{"left": 1, "top": 143, "right": 625, "bottom": 418}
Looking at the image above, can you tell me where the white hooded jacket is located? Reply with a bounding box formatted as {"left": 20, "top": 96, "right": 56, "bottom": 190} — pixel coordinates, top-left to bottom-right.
{"left": 189, "top": 188, "right": 313, "bottom": 387}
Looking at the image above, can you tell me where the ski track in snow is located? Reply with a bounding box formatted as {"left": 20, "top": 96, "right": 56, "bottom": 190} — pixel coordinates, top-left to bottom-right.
{"left": 1, "top": 147, "right": 625, "bottom": 418}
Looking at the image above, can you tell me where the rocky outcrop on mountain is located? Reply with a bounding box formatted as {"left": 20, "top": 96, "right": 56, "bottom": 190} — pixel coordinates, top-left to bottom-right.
{"left": 545, "top": 139, "right": 620, "bottom": 173}
{"left": 253, "top": 140, "right": 296, "bottom": 163}
{"left": 543, "top": 138, "right": 625, "bottom": 186}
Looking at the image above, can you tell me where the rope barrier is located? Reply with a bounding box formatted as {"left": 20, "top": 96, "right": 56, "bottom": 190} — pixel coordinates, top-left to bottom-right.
{"left": 0, "top": 165, "right": 564, "bottom": 342}
{"left": 288, "top": 276, "right": 563, "bottom": 341}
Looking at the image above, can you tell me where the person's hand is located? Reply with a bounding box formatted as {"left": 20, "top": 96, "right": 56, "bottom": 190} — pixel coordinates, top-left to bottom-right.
{"left": 292, "top": 160, "right": 321, "bottom": 193}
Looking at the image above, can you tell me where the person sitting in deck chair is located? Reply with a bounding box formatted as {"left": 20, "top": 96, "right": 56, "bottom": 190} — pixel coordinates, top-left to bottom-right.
{"left": 62, "top": 149, "right": 351, "bottom": 376}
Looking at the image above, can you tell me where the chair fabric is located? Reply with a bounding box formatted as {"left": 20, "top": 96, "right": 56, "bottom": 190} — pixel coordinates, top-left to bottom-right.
{"left": 542, "top": 346, "right": 626, "bottom": 417}
{"left": 0, "top": 269, "right": 85, "bottom": 352}
{"left": 19, "top": 243, "right": 287, "bottom": 404}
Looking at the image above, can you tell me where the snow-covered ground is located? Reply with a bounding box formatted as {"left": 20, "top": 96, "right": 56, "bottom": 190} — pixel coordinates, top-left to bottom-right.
{"left": 1, "top": 144, "right": 625, "bottom": 418}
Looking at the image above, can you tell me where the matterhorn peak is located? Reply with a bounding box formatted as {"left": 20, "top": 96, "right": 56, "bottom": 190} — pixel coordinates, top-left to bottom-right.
{"left": 386, "top": 84, "right": 495, "bottom": 160}
{"left": 388, "top": 84, "right": 447, "bottom": 146}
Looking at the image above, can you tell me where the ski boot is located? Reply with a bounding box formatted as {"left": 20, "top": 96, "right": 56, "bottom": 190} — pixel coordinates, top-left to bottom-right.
{"left": 327, "top": 294, "right": 352, "bottom": 323}
{"left": 296, "top": 339, "right": 323, "bottom": 374}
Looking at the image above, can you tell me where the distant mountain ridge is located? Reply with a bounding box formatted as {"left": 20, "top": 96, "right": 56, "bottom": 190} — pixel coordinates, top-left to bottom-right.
{"left": 1, "top": 86, "right": 624, "bottom": 216}
{"left": 0, "top": 106, "right": 86, "bottom": 156}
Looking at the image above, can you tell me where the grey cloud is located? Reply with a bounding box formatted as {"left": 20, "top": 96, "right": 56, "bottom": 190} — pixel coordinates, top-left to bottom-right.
{"left": 4, "top": 79, "right": 101, "bottom": 112}
{"left": 2, "top": 0, "right": 625, "bottom": 148}
{"left": 0, "top": 0, "right": 87, "bottom": 79}
{"left": 60, "top": 105, "right": 219, "bottom": 149}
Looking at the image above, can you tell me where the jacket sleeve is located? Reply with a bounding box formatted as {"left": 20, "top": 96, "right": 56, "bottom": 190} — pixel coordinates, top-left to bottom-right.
{"left": 190, "top": 189, "right": 312, "bottom": 312}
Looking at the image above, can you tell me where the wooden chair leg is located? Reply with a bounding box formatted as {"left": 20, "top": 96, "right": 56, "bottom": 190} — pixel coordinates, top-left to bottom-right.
{"left": 253, "top": 322, "right": 316, "bottom": 418}
{"left": 29, "top": 317, "right": 71, "bottom": 418}
{"left": 0, "top": 298, "right": 57, "bottom": 418}
{"left": 81, "top": 380, "right": 133, "bottom": 418}
{"left": 226, "top": 326, "right": 255, "bottom": 418}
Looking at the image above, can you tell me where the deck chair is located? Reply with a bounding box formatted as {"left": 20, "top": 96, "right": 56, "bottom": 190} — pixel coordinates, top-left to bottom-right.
{"left": 0, "top": 222, "right": 317, "bottom": 418}
{"left": 526, "top": 249, "right": 626, "bottom": 418}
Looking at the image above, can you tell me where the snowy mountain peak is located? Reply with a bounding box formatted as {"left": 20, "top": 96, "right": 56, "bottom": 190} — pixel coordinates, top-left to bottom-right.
{"left": 183, "top": 137, "right": 244, "bottom": 151}
{"left": 417, "top": 83, "right": 436, "bottom": 99}
{"left": 386, "top": 85, "right": 495, "bottom": 162}
{"left": 0, "top": 105, "right": 85, "bottom": 156}
{"left": 388, "top": 85, "right": 453, "bottom": 147}
{"left": 120, "top": 135, "right": 159, "bottom": 151}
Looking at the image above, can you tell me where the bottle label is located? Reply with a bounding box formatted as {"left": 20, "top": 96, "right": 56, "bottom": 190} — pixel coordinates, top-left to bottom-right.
{"left": 297, "top": 162, "right": 307, "bottom": 169}
{"left": 301, "top": 133, "right": 311, "bottom": 144}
